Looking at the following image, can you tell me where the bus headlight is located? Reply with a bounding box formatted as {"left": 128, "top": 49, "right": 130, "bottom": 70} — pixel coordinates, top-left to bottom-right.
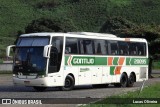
{"left": 13, "top": 74, "right": 18, "bottom": 78}
{"left": 37, "top": 75, "right": 46, "bottom": 78}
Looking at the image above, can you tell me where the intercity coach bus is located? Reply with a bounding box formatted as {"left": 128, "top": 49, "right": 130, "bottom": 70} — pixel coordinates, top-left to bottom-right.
{"left": 6, "top": 32, "right": 148, "bottom": 91}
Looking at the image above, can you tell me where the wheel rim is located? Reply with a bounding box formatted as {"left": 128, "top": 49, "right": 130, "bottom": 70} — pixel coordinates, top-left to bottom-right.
{"left": 121, "top": 76, "right": 126, "bottom": 85}
{"left": 65, "top": 79, "right": 71, "bottom": 88}
{"left": 130, "top": 75, "right": 134, "bottom": 84}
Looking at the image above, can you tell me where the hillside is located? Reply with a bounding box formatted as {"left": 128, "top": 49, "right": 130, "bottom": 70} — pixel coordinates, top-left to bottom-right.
{"left": 1, "top": 0, "right": 160, "bottom": 58}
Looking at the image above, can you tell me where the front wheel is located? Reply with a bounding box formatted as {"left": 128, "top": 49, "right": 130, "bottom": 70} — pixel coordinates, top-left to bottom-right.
{"left": 60, "top": 75, "right": 75, "bottom": 91}
{"left": 33, "top": 86, "right": 47, "bottom": 92}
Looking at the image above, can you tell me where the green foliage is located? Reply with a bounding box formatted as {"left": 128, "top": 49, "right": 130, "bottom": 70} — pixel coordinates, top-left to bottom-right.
{"left": 25, "top": 18, "right": 78, "bottom": 33}
{"left": 34, "top": 0, "right": 60, "bottom": 10}
{"left": 99, "top": 17, "right": 136, "bottom": 35}
{"left": 1, "top": 0, "right": 160, "bottom": 59}
{"left": 99, "top": 17, "right": 160, "bottom": 57}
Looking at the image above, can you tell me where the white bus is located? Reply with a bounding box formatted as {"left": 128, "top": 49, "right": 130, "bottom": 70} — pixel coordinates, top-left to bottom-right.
{"left": 6, "top": 32, "right": 148, "bottom": 91}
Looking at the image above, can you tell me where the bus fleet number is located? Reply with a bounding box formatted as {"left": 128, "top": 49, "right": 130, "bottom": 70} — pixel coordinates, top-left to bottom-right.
{"left": 134, "top": 59, "right": 146, "bottom": 65}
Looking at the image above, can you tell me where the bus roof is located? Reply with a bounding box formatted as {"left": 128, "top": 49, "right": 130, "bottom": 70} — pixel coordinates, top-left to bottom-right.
{"left": 20, "top": 32, "right": 147, "bottom": 43}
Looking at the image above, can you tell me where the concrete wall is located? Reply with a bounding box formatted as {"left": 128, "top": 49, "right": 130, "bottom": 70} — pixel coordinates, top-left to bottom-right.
{"left": 0, "top": 63, "right": 13, "bottom": 71}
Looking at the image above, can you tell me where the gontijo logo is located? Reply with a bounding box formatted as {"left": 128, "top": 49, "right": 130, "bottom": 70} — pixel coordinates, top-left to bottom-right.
{"left": 67, "top": 56, "right": 95, "bottom": 65}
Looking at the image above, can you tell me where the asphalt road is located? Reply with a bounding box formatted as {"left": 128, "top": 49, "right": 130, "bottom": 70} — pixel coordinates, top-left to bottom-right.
{"left": 0, "top": 70, "right": 159, "bottom": 107}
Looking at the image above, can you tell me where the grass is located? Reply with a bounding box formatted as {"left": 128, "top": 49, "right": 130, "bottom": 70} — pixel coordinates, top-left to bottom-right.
{"left": 0, "top": 71, "right": 12, "bottom": 74}
{"left": 85, "top": 83, "right": 160, "bottom": 107}
{"left": 153, "top": 61, "right": 160, "bottom": 70}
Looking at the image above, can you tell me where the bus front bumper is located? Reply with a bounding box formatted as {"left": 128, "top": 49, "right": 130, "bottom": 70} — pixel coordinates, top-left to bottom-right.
{"left": 13, "top": 76, "right": 61, "bottom": 87}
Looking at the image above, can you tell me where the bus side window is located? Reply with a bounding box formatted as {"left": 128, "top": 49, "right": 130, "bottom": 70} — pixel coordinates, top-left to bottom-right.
{"left": 118, "top": 41, "right": 129, "bottom": 55}
{"left": 137, "top": 43, "right": 146, "bottom": 56}
{"left": 129, "top": 43, "right": 137, "bottom": 55}
{"left": 94, "top": 40, "right": 107, "bottom": 55}
{"left": 82, "top": 39, "right": 94, "bottom": 54}
{"left": 110, "top": 41, "right": 119, "bottom": 55}
{"left": 65, "top": 38, "right": 78, "bottom": 54}
{"left": 94, "top": 40, "right": 102, "bottom": 55}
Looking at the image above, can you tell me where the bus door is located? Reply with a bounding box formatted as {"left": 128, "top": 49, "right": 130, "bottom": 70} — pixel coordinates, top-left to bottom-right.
{"left": 48, "top": 37, "right": 63, "bottom": 86}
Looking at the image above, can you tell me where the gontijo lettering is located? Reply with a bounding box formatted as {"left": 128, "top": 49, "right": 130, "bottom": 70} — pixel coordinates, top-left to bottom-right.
{"left": 73, "top": 57, "right": 94, "bottom": 64}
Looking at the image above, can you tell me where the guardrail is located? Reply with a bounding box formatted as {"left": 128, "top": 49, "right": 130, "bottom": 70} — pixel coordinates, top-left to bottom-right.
{"left": 0, "top": 63, "right": 12, "bottom": 71}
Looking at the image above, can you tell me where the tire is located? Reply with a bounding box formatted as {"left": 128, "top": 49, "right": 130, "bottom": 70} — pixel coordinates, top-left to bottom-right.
{"left": 127, "top": 73, "right": 135, "bottom": 87}
{"left": 60, "top": 75, "right": 75, "bottom": 91}
{"left": 33, "top": 86, "right": 47, "bottom": 92}
{"left": 92, "top": 84, "right": 109, "bottom": 88}
{"left": 120, "top": 73, "right": 128, "bottom": 87}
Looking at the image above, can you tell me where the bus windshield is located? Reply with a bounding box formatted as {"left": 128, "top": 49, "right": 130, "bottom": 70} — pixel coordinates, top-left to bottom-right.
{"left": 14, "top": 47, "right": 47, "bottom": 75}
{"left": 13, "top": 37, "right": 50, "bottom": 75}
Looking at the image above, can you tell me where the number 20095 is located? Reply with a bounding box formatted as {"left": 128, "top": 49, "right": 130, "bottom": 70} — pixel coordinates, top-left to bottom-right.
{"left": 134, "top": 59, "right": 147, "bottom": 64}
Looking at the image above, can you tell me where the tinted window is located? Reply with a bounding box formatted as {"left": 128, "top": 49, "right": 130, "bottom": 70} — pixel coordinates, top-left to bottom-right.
{"left": 65, "top": 38, "right": 78, "bottom": 54}
{"left": 129, "top": 43, "right": 138, "bottom": 55}
{"left": 79, "top": 39, "right": 94, "bottom": 54}
{"left": 137, "top": 43, "right": 146, "bottom": 56}
{"left": 109, "top": 41, "right": 119, "bottom": 55}
{"left": 17, "top": 37, "right": 49, "bottom": 46}
{"left": 118, "top": 41, "right": 129, "bottom": 55}
{"left": 94, "top": 40, "right": 107, "bottom": 55}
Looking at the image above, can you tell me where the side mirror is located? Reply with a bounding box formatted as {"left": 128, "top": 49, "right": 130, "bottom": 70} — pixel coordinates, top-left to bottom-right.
{"left": 43, "top": 45, "right": 52, "bottom": 58}
{"left": 6, "top": 45, "right": 15, "bottom": 57}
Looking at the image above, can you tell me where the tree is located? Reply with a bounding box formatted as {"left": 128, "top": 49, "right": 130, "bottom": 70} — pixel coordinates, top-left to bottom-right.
{"left": 99, "top": 17, "right": 160, "bottom": 78}
{"left": 25, "top": 18, "right": 78, "bottom": 33}
{"left": 99, "top": 17, "right": 136, "bottom": 35}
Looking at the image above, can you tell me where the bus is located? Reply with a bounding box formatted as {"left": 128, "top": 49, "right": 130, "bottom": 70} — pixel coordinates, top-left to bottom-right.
{"left": 6, "top": 32, "right": 148, "bottom": 91}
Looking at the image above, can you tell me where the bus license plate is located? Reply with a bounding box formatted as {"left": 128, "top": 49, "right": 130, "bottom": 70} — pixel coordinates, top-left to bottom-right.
{"left": 24, "top": 81, "right": 30, "bottom": 85}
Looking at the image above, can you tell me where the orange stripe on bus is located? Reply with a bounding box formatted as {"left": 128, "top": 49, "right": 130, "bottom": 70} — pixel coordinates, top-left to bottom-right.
{"left": 68, "top": 56, "right": 72, "bottom": 66}
{"left": 118, "top": 57, "right": 125, "bottom": 65}
{"left": 115, "top": 66, "right": 122, "bottom": 75}
{"left": 108, "top": 57, "right": 113, "bottom": 65}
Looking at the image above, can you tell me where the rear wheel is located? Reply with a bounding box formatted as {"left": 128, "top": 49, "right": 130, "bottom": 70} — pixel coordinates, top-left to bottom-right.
{"left": 127, "top": 73, "right": 135, "bottom": 87}
{"left": 60, "top": 75, "right": 75, "bottom": 91}
{"left": 33, "top": 86, "right": 47, "bottom": 92}
{"left": 120, "top": 73, "right": 128, "bottom": 87}
{"left": 114, "top": 73, "right": 128, "bottom": 87}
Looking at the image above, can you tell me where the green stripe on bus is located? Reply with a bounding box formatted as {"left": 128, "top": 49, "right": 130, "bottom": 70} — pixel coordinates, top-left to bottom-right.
{"left": 65, "top": 56, "right": 69, "bottom": 65}
{"left": 65, "top": 56, "right": 148, "bottom": 66}
{"left": 113, "top": 57, "right": 119, "bottom": 65}
{"left": 110, "top": 66, "right": 115, "bottom": 75}
{"left": 126, "top": 58, "right": 148, "bottom": 65}
{"left": 71, "top": 56, "right": 95, "bottom": 66}
{"left": 126, "top": 58, "right": 131, "bottom": 65}
{"left": 95, "top": 57, "right": 107, "bottom": 65}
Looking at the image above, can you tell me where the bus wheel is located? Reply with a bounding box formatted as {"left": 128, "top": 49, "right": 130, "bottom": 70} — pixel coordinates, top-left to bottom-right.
{"left": 33, "top": 86, "right": 47, "bottom": 92}
{"left": 120, "top": 73, "right": 128, "bottom": 87}
{"left": 127, "top": 73, "right": 135, "bottom": 87}
{"left": 60, "top": 75, "right": 75, "bottom": 91}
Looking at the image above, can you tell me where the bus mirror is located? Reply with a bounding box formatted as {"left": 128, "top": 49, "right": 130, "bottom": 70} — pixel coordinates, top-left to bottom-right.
{"left": 43, "top": 45, "right": 52, "bottom": 58}
{"left": 6, "top": 45, "right": 15, "bottom": 57}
